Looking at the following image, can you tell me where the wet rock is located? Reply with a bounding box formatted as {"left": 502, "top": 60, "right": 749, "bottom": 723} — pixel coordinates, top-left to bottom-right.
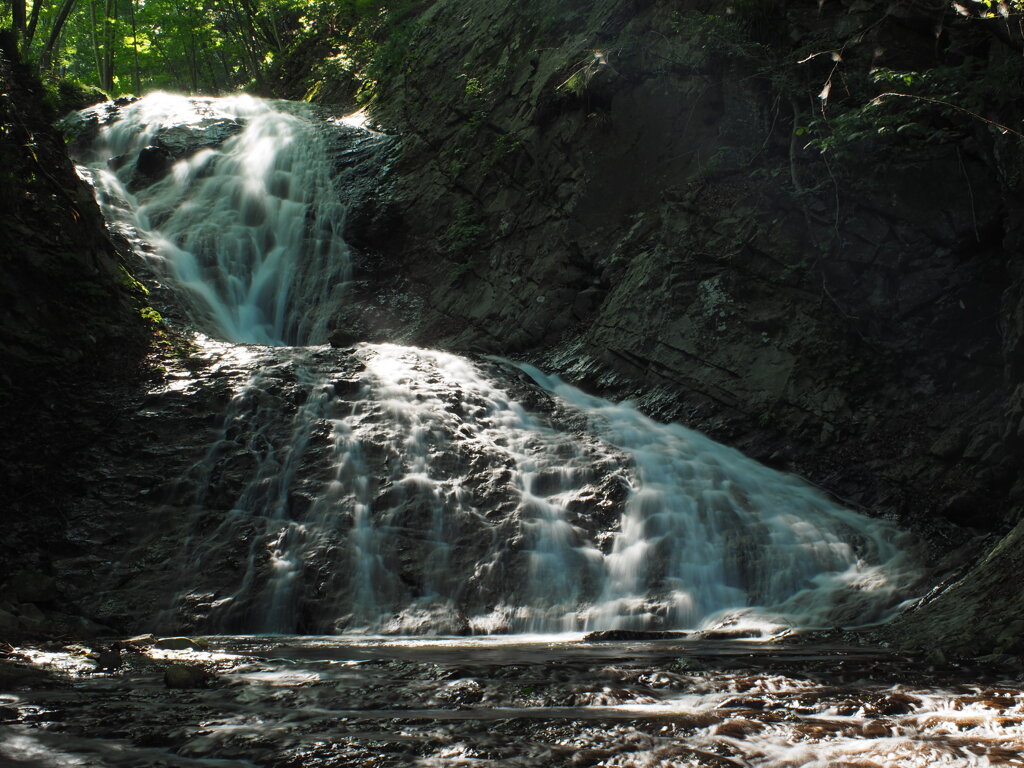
{"left": 92, "top": 644, "right": 124, "bottom": 672}
{"left": 124, "top": 633, "right": 157, "bottom": 647}
{"left": 329, "top": 329, "right": 361, "bottom": 348}
{"left": 865, "top": 692, "right": 921, "bottom": 716}
{"left": 974, "top": 653, "right": 1024, "bottom": 672}
{"left": 584, "top": 630, "right": 684, "bottom": 641}
{"left": 672, "top": 657, "right": 704, "bottom": 672}
{"left": 712, "top": 718, "right": 762, "bottom": 738}
{"left": 164, "top": 663, "right": 213, "bottom": 688}
{"left": 332, "top": 377, "right": 363, "bottom": 397}
{"left": 0, "top": 658, "right": 60, "bottom": 688}
{"left": 154, "top": 119, "right": 242, "bottom": 158}
{"left": 434, "top": 679, "right": 484, "bottom": 706}
{"left": 861, "top": 719, "right": 890, "bottom": 737}
{"left": 154, "top": 636, "right": 204, "bottom": 650}
{"left": 135, "top": 145, "right": 172, "bottom": 179}
{"left": 7, "top": 570, "right": 59, "bottom": 603}
{"left": 698, "top": 627, "right": 765, "bottom": 640}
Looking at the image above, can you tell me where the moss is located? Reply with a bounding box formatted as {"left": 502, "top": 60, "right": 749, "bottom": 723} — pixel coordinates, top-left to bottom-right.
{"left": 43, "top": 79, "right": 109, "bottom": 117}
{"left": 441, "top": 199, "right": 485, "bottom": 254}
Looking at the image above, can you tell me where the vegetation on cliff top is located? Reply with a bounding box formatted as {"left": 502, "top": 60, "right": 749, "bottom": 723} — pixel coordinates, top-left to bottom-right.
{"left": 0, "top": 0, "right": 417, "bottom": 102}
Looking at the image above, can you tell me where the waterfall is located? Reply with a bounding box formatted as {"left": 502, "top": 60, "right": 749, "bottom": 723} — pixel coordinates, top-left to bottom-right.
{"left": 74, "top": 92, "right": 357, "bottom": 345}
{"left": 74, "top": 94, "right": 920, "bottom": 635}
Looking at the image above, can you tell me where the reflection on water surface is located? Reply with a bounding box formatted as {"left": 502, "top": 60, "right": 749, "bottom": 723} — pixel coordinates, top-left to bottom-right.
{"left": 2, "top": 636, "right": 1022, "bottom": 767}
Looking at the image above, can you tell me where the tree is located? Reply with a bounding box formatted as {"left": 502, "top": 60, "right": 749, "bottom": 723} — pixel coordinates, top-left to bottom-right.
{"left": 38, "top": 0, "right": 78, "bottom": 71}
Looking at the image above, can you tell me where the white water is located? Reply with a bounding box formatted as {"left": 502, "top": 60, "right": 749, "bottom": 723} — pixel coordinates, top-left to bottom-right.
{"left": 151, "top": 341, "right": 917, "bottom": 634}
{"left": 75, "top": 92, "right": 353, "bottom": 344}
{"left": 9, "top": 637, "right": 1023, "bottom": 768}
{"left": 76, "top": 94, "right": 920, "bottom": 635}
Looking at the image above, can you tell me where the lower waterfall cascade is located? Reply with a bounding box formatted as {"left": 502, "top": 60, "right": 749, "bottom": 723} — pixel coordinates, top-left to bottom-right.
{"left": 72, "top": 93, "right": 922, "bottom": 636}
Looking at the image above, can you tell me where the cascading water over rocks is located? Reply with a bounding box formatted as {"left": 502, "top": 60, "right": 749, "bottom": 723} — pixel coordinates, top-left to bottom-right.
{"left": 74, "top": 93, "right": 358, "bottom": 345}
{"left": 72, "top": 94, "right": 921, "bottom": 635}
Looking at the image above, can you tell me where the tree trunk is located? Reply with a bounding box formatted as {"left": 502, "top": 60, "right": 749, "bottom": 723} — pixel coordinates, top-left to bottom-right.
{"left": 203, "top": 48, "right": 220, "bottom": 93}
{"left": 149, "top": 34, "right": 185, "bottom": 90}
{"left": 88, "top": 0, "right": 102, "bottom": 86}
{"left": 128, "top": 0, "right": 139, "bottom": 92}
{"left": 100, "top": 0, "right": 118, "bottom": 92}
{"left": 39, "top": 0, "right": 79, "bottom": 71}
{"left": 188, "top": 29, "right": 199, "bottom": 92}
{"left": 12, "top": 0, "right": 27, "bottom": 37}
{"left": 26, "top": 0, "right": 44, "bottom": 43}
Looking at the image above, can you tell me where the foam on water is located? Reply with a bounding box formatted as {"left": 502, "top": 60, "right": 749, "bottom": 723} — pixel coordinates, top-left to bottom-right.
{"left": 146, "top": 341, "right": 918, "bottom": 634}
{"left": 72, "top": 94, "right": 921, "bottom": 636}
{"left": 74, "top": 92, "right": 353, "bottom": 344}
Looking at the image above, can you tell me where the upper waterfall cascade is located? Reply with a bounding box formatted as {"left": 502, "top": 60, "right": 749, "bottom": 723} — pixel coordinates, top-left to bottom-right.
{"left": 74, "top": 94, "right": 920, "bottom": 635}
{"left": 75, "top": 92, "right": 358, "bottom": 345}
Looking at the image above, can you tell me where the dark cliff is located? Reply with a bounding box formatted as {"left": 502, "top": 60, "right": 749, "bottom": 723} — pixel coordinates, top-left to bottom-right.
{"left": 3, "top": 0, "right": 1024, "bottom": 655}
{"left": 308, "top": 0, "right": 1024, "bottom": 655}
{"left": 0, "top": 34, "right": 147, "bottom": 633}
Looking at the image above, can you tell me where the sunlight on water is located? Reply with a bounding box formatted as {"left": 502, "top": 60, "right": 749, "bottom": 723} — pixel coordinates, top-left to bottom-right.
{"left": 70, "top": 95, "right": 921, "bottom": 639}
{"left": 140, "top": 342, "right": 920, "bottom": 635}
{"left": 8, "top": 637, "right": 1023, "bottom": 767}
{"left": 74, "top": 93, "right": 360, "bottom": 345}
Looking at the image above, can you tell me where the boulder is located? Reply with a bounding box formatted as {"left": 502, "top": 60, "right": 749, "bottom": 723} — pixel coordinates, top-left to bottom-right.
{"left": 8, "top": 571, "right": 58, "bottom": 604}
{"left": 124, "top": 633, "right": 157, "bottom": 647}
{"left": 163, "top": 663, "right": 213, "bottom": 689}
{"left": 135, "top": 145, "right": 172, "bottom": 179}
{"left": 0, "top": 608, "right": 18, "bottom": 634}
{"left": 154, "top": 636, "right": 204, "bottom": 651}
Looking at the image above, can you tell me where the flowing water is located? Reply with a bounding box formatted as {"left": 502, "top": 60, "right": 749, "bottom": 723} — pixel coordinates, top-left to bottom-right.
{"left": 68, "top": 93, "right": 921, "bottom": 636}
{"left": 74, "top": 93, "right": 356, "bottom": 345}
{"left": 3, "top": 636, "right": 1023, "bottom": 767}
{"left": 7, "top": 89, "right": 1012, "bottom": 768}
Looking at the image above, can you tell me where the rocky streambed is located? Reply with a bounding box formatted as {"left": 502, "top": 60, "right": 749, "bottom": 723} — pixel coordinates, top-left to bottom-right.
{"left": 1, "top": 635, "right": 1023, "bottom": 767}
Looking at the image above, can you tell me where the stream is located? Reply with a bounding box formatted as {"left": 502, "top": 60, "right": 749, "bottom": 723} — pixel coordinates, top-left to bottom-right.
{"left": 3, "top": 636, "right": 1023, "bottom": 767}
{"left": 2, "top": 93, "right": 1018, "bottom": 766}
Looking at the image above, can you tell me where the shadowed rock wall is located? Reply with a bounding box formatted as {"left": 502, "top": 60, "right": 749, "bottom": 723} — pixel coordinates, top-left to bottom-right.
{"left": 314, "top": 0, "right": 1024, "bottom": 653}
{"left": 0, "top": 34, "right": 147, "bottom": 636}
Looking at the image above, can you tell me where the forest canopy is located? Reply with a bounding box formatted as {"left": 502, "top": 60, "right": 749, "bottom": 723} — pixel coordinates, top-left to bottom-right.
{"left": 3, "top": 0, "right": 1024, "bottom": 116}
{"left": 0, "top": 0, "right": 411, "bottom": 100}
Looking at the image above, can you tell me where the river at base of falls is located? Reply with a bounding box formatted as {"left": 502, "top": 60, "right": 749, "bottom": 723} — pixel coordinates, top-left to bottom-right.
{"left": 4, "top": 635, "right": 1023, "bottom": 768}
{"left": 66, "top": 93, "right": 923, "bottom": 637}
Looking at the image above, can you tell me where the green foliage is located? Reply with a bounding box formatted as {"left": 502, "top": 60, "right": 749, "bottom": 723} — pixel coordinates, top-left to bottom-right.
{"left": 139, "top": 306, "right": 163, "bottom": 324}
{"left": 483, "top": 132, "right": 521, "bottom": 168}
{"left": 556, "top": 53, "right": 603, "bottom": 98}
{"left": 356, "top": 0, "right": 422, "bottom": 97}
{"left": 803, "top": 61, "right": 1019, "bottom": 162}
{"left": 674, "top": 10, "right": 771, "bottom": 68}
{"left": 463, "top": 75, "right": 484, "bottom": 98}
{"left": 444, "top": 147, "right": 467, "bottom": 178}
{"left": 42, "top": 78, "right": 108, "bottom": 116}
{"left": 442, "top": 199, "right": 485, "bottom": 254}
{"left": 119, "top": 264, "right": 149, "bottom": 295}
{"left": 730, "top": 0, "right": 787, "bottom": 48}
{"left": 10, "top": 0, "right": 421, "bottom": 97}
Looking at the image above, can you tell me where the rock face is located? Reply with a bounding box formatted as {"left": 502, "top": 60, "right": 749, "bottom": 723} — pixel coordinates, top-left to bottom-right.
{"left": 2, "top": 2, "right": 1023, "bottom": 656}
{"left": 0, "top": 34, "right": 147, "bottom": 637}
{"left": 284, "top": 0, "right": 1024, "bottom": 654}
